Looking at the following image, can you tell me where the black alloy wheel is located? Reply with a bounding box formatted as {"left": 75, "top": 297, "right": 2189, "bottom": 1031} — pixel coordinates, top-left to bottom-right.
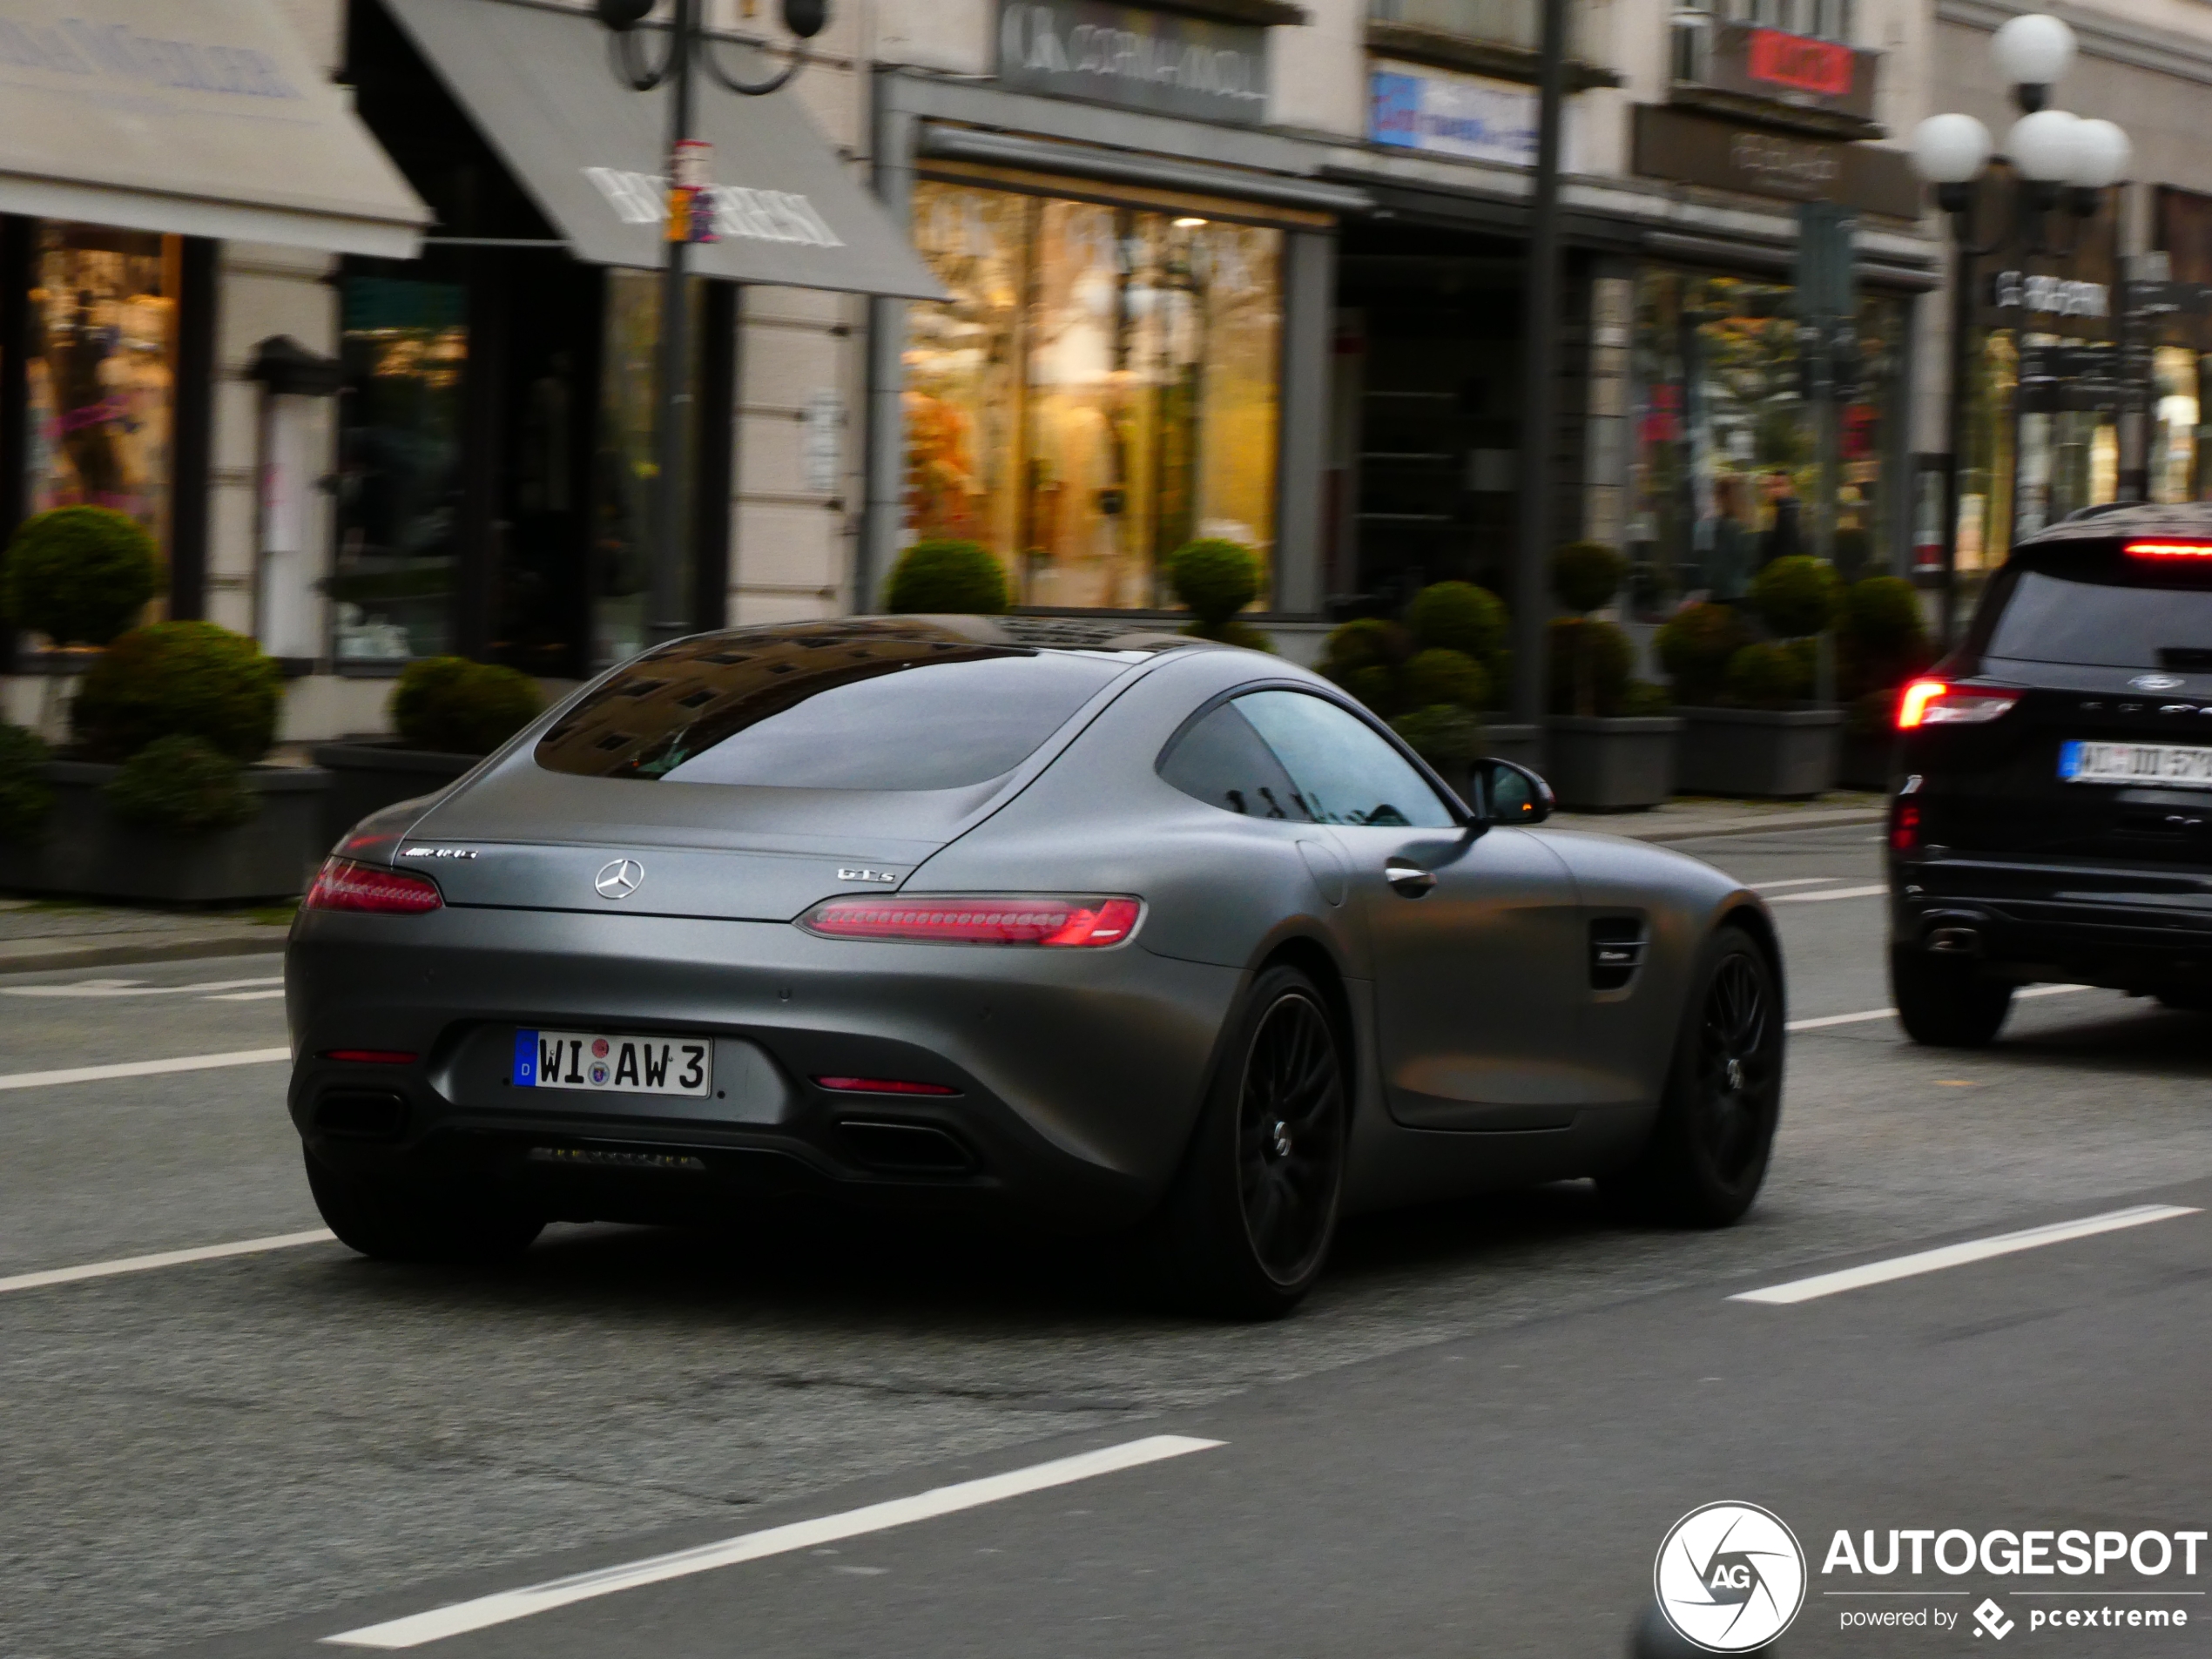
{"left": 1235, "top": 990, "right": 1347, "bottom": 1287}
{"left": 1157, "top": 963, "right": 1348, "bottom": 1318}
{"left": 1603, "top": 928, "right": 1783, "bottom": 1227}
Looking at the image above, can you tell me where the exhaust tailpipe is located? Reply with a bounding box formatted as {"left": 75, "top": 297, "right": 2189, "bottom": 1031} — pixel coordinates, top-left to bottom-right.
{"left": 1926, "top": 926, "right": 1981, "bottom": 955}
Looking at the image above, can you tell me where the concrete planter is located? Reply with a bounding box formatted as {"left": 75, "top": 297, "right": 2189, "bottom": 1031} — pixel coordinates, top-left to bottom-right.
{"left": 312, "top": 742, "right": 482, "bottom": 851}
{"left": 8, "top": 761, "right": 331, "bottom": 902}
{"left": 1676, "top": 706, "right": 1843, "bottom": 799}
{"left": 1476, "top": 721, "right": 1543, "bottom": 778}
{"left": 1838, "top": 729, "right": 1898, "bottom": 792}
{"left": 1541, "top": 715, "right": 1681, "bottom": 812}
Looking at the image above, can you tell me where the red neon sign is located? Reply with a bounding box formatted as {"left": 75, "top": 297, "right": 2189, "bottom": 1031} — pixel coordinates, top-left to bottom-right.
{"left": 1747, "top": 28, "right": 1854, "bottom": 99}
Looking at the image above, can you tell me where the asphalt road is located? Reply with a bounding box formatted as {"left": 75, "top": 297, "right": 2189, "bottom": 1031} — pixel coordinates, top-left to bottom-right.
{"left": 2, "top": 821, "right": 2206, "bottom": 1659}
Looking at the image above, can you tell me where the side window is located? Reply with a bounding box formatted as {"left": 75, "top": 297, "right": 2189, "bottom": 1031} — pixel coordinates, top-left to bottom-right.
{"left": 1158, "top": 701, "right": 1315, "bottom": 820}
{"left": 1233, "top": 690, "right": 1457, "bottom": 829}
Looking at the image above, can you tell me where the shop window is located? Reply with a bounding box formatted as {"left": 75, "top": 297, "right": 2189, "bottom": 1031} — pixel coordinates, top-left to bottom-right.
{"left": 907, "top": 181, "right": 1282, "bottom": 612}
{"left": 2150, "top": 345, "right": 2200, "bottom": 505}
{"left": 25, "top": 225, "right": 179, "bottom": 553}
{"left": 1626, "top": 269, "right": 1903, "bottom": 616}
{"left": 333, "top": 275, "right": 466, "bottom": 661}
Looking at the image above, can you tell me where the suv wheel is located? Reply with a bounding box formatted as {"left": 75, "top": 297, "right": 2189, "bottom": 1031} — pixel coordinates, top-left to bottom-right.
{"left": 1890, "top": 943, "right": 2014, "bottom": 1048}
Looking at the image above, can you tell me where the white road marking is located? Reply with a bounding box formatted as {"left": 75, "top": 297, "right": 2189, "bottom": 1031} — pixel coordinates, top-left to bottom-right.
{"left": 206, "top": 989, "right": 287, "bottom": 1001}
{"left": 0, "top": 1230, "right": 334, "bottom": 1296}
{"left": 3, "top": 975, "right": 281, "bottom": 999}
{"left": 1785, "top": 984, "right": 2093, "bottom": 1034}
{"left": 324, "top": 1435, "right": 1226, "bottom": 1649}
{"left": 0, "top": 1047, "right": 291, "bottom": 1092}
{"left": 1731, "top": 1204, "right": 2202, "bottom": 1305}
{"left": 1767, "top": 883, "right": 1889, "bottom": 903}
{"left": 1750, "top": 877, "right": 1844, "bottom": 892}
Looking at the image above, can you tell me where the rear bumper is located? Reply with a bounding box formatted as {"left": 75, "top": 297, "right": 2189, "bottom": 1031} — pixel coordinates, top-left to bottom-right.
{"left": 1890, "top": 853, "right": 2212, "bottom": 989}
{"left": 284, "top": 904, "right": 1244, "bottom": 1231}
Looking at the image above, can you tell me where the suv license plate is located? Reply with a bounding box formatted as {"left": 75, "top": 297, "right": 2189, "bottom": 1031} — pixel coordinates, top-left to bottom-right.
{"left": 513, "top": 1029, "right": 712, "bottom": 1096}
{"left": 2059, "top": 739, "right": 2212, "bottom": 788}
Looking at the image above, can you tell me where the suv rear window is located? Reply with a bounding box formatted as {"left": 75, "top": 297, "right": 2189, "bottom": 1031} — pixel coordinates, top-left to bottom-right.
{"left": 537, "top": 621, "right": 1132, "bottom": 790}
{"left": 1985, "top": 568, "right": 2212, "bottom": 670}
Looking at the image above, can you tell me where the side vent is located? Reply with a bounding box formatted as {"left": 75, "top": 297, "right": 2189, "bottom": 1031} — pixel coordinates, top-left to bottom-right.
{"left": 1589, "top": 919, "right": 1648, "bottom": 990}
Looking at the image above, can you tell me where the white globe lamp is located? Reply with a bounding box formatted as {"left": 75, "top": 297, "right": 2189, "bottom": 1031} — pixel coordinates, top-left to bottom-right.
{"left": 1909, "top": 113, "right": 1993, "bottom": 185}
{"left": 1992, "top": 13, "right": 2076, "bottom": 105}
{"left": 2007, "top": 108, "right": 2081, "bottom": 185}
{"left": 2067, "top": 118, "right": 2131, "bottom": 190}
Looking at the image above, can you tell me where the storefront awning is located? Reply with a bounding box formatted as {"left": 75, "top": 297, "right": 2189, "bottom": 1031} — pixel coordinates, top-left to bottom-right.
{"left": 0, "top": 0, "right": 428, "bottom": 258}
{"left": 382, "top": 0, "right": 946, "bottom": 300}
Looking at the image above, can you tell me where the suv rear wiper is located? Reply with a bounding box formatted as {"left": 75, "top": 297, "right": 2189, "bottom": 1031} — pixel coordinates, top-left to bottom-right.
{"left": 2157, "top": 648, "right": 2212, "bottom": 670}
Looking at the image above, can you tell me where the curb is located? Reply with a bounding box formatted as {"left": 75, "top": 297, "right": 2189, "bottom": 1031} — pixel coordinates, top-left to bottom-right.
{"left": 0, "top": 933, "right": 286, "bottom": 977}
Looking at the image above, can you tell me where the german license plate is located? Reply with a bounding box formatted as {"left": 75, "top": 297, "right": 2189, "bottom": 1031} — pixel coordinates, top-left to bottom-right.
{"left": 513, "top": 1029, "right": 711, "bottom": 1096}
{"left": 2059, "top": 739, "right": 2212, "bottom": 788}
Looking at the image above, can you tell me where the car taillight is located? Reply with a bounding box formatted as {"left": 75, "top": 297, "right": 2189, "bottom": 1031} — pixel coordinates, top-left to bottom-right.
{"left": 2126, "top": 540, "right": 2212, "bottom": 559}
{"left": 1896, "top": 679, "right": 2021, "bottom": 730}
{"left": 303, "top": 858, "right": 443, "bottom": 915}
{"left": 800, "top": 895, "right": 1142, "bottom": 947}
{"left": 1892, "top": 803, "right": 1922, "bottom": 855}
{"left": 815, "top": 1076, "right": 960, "bottom": 1096}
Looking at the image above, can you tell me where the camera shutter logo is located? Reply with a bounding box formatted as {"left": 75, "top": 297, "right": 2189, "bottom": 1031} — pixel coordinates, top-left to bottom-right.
{"left": 1654, "top": 1501, "right": 1807, "bottom": 1651}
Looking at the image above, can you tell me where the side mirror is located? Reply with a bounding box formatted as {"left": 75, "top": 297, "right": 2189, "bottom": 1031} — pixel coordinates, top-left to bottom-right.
{"left": 1471, "top": 757, "right": 1554, "bottom": 826}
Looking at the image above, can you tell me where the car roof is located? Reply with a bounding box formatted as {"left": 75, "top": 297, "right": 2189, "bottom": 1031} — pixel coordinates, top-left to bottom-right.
{"left": 2021, "top": 501, "right": 2212, "bottom": 548}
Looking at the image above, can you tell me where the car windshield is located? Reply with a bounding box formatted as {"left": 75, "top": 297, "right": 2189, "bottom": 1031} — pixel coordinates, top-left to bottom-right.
{"left": 536, "top": 621, "right": 1134, "bottom": 790}
{"left": 1986, "top": 568, "right": 2212, "bottom": 670}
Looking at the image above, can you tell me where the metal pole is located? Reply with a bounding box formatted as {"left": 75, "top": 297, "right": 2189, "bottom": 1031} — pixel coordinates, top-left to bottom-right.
{"left": 649, "top": 0, "right": 697, "bottom": 649}
{"left": 1939, "top": 212, "right": 1976, "bottom": 650}
{"left": 1512, "top": 0, "right": 1568, "bottom": 730}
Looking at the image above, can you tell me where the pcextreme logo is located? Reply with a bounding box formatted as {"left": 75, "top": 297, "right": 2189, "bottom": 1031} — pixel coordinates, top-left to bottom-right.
{"left": 1655, "top": 1502, "right": 1809, "bottom": 1651}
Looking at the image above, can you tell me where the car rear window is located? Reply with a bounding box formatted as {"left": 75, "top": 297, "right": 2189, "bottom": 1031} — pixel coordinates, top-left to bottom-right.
{"left": 536, "top": 622, "right": 1132, "bottom": 790}
{"left": 1985, "top": 568, "right": 2212, "bottom": 670}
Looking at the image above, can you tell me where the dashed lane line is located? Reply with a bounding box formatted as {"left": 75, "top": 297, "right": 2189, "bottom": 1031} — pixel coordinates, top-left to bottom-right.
{"left": 323, "top": 1435, "right": 1227, "bottom": 1649}
{"left": 0, "top": 1047, "right": 290, "bottom": 1092}
{"left": 1767, "top": 883, "right": 1889, "bottom": 903}
{"left": 1784, "top": 983, "right": 2092, "bottom": 1033}
{"left": 1730, "top": 1205, "right": 2202, "bottom": 1305}
{"left": 0, "top": 1230, "right": 335, "bottom": 1296}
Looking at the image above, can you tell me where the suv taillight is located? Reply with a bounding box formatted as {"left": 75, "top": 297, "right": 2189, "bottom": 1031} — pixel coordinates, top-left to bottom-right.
{"left": 1897, "top": 679, "right": 2022, "bottom": 731}
{"left": 800, "top": 895, "right": 1142, "bottom": 947}
{"left": 2126, "top": 540, "right": 2212, "bottom": 560}
{"left": 303, "top": 858, "right": 443, "bottom": 915}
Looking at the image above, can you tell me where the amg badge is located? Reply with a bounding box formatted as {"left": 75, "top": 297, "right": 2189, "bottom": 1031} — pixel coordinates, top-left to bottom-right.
{"left": 838, "top": 867, "right": 899, "bottom": 884}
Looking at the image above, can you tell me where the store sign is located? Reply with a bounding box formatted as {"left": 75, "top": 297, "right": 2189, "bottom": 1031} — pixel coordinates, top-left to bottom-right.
{"left": 998, "top": 1, "right": 1268, "bottom": 125}
{"left": 1704, "top": 23, "right": 1879, "bottom": 122}
{"left": 1369, "top": 64, "right": 1549, "bottom": 170}
{"left": 583, "top": 168, "right": 846, "bottom": 247}
{"left": 1991, "top": 269, "right": 2110, "bottom": 320}
{"left": 0, "top": 10, "right": 301, "bottom": 100}
{"left": 1632, "top": 105, "right": 1918, "bottom": 219}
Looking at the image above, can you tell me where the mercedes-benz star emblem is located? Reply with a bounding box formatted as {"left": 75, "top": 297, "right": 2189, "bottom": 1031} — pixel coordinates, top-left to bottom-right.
{"left": 594, "top": 858, "right": 644, "bottom": 901}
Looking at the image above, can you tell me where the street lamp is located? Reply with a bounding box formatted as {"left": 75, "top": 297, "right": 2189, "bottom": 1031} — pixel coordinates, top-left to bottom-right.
{"left": 595, "top": 0, "right": 829, "bottom": 652}
{"left": 1907, "top": 13, "right": 2131, "bottom": 645}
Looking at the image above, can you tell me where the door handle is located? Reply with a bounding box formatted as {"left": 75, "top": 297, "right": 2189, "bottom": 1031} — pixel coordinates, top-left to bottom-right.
{"left": 1385, "top": 860, "right": 1436, "bottom": 897}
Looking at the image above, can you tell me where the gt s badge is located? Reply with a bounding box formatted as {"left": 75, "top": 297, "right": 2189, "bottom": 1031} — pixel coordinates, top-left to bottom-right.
{"left": 838, "top": 867, "right": 899, "bottom": 884}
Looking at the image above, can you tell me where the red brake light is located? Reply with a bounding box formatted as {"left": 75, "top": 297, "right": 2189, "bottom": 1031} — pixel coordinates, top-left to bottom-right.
{"left": 2125, "top": 541, "right": 2212, "bottom": 559}
{"left": 1891, "top": 803, "right": 1922, "bottom": 855}
{"left": 303, "top": 858, "right": 443, "bottom": 915}
{"left": 1896, "top": 679, "right": 2021, "bottom": 731}
{"left": 323, "top": 1049, "right": 418, "bottom": 1064}
{"left": 801, "top": 895, "right": 1142, "bottom": 947}
{"left": 815, "top": 1076, "right": 960, "bottom": 1096}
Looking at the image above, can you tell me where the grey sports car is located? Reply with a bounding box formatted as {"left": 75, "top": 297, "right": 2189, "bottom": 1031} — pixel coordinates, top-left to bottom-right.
{"left": 287, "top": 616, "right": 1784, "bottom": 1315}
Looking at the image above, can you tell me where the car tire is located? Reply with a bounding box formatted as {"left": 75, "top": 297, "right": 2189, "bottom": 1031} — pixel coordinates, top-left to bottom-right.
{"left": 1155, "top": 964, "right": 1349, "bottom": 1320}
{"left": 1602, "top": 927, "right": 1783, "bottom": 1229}
{"left": 304, "top": 1145, "right": 543, "bottom": 1264}
{"left": 1891, "top": 942, "right": 2014, "bottom": 1048}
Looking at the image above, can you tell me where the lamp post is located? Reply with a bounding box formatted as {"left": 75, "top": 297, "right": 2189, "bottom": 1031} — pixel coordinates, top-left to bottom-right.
{"left": 595, "top": 0, "right": 828, "bottom": 651}
{"left": 1909, "top": 13, "right": 2130, "bottom": 646}
{"left": 1510, "top": 0, "right": 1568, "bottom": 730}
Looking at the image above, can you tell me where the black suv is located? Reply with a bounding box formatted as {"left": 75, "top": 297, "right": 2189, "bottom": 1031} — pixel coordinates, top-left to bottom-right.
{"left": 1889, "top": 502, "right": 2212, "bottom": 1046}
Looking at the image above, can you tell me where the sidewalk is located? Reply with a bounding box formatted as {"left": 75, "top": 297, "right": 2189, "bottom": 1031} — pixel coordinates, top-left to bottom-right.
{"left": 0, "top": 899, "right": 291, "bottom": 975}
{"left": 0, "top": 794, "right": 1886, "bottom": 975}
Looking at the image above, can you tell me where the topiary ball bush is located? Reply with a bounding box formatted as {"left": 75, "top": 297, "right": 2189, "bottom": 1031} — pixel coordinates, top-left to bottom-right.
{"left": 1168, "top": 538, "right": 1262, "bottom": 628}
{"left": 1336, "top": 663, "right": 1402, "bottom": 718}
{"left": 71, "top": 622, "right": 284, "bottom": 763}
{"left": 390, "top": 658, "right": 544, "bottom": 755}
{"left": 1391, "top": 705, "right": 1486, "bottom": 783}
{"left": 1, "top": 507, "right": 162, "bottom": 648}
{"left": 1724, "top": 642, "right": 1812, "bottom": 709}
{"left": 104, "top": 735, "right": 257, "bottom": 835}
{"left": 1546, "top": 617, "right": 1634, "bottom": 716}
{"left": 885, "top": 539, "right": 1009, "bottom": 615}
{"left": 1550, "top": 541, "right": 1627, "bottom": 616}
{"left": 1838, "top": 575, "right": 1928, "bottom": 660}
{"left": 0, "top": 724, "right": 52, "bottom": 843}
{"left": 1656, "top": 603, "right": 1754, "bottom": 706}
{"left": 1750, "top": 554, "right": 1844, "bottom": 639}
{"left": 1402, "top": 647, "right": 1488, "bottom": 711}
{"left": 1320, "top": 617, "right": 1406, "bottom": 676}
{"left": 1405, "top": 581, "right": 1507, "bottom": 659}
{"left": 1618, "top": 678, "right": 1674, "bottom": 717}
